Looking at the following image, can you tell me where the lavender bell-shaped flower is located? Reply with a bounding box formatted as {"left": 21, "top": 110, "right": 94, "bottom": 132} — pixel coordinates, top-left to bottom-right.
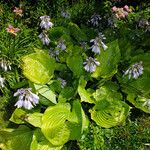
{"left": 14, "top": 88, "right": 39, "bottom": 110}
{"left": 56, "top": 40, "right": 66, "bottom": 51}
{"left": 39, "top": 32, "right": 50, "bottom": 45}
{"left": 124, "top": 61, "right": 144, "bottom": 79}
{"left": 83, "top": 57, "right": 100, "bottom": 73}
{"left": 40, "top": 15, "right": 53, "bottom": 30}
{"left": 90, "top": 33, "right": 108, "bottom": 54}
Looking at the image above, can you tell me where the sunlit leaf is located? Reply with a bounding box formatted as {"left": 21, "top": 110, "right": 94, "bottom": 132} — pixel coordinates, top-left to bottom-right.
{"left": 22, "top": 50, "right": 55, "bottom": 84}
{"left": 41, "top": 103, "right": 71, "bottom": 146}
{"left": 0, "top": 126, "right": 33, "bottom": 150}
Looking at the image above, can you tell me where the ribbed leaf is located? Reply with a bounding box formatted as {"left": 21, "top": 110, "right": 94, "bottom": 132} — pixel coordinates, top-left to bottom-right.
{"left": 90, "top": 99, "right": 130, "bottom": 128}
{"left": 92, "top": 40, "right": 120, "bottom": 78}
{"left": 90, "top": 83, "right": 130, "bottom": 128}
{"left": 30, "top": 129, "right": 63, "bottom": 150}
{"left": 41, "top": 103, "right": 71, "bottom": 145}
{"left": 22, "top": 50, "right": 55, "bottom": 84}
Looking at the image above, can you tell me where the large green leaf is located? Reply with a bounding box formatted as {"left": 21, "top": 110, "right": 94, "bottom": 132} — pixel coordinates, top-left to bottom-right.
{"left": 90, "top": 99, "right": 130, "bottom": 128}
{"left": 92, "top": 40, "right": 121, "bottom": 78}
{"left": 34, "top": 84, "right": 57, "bottom": 104}
{"left": 30, "top": 129, "right": 63, "bottom": 150}
{"left": 93, "top": 81, "right": 122, "bottom": 102}
{"left": 67, "top": 54, "right": 83, "bottom": 77}
{"left": 41, "top": 103, "right": 71, "bottom": 146}
{"left": 90, "top": 83, "right": 130, "bottom": 128}
{"left": 0, "top": 125, "right": 33, "bottom": 150}
{"left": 22, "top": 50, "right": 55, "bottom": 84}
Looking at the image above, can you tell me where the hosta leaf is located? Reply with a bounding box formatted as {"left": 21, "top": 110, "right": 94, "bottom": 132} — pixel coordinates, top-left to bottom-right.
{"left": 34, "top": 84, "right": 57, "bottom": 104}
{"left": 67, "top": 100, "right": 82, "bottom": 140}
{"left": 78, "top": 77, "right": 95, "bottom": 103}
{"left": 22, "top": 50, "right": 55, "bottom": 84}
{"left": 0, "top": 125, "right": 33, "bottom": 150}
{"left": 68, "top": 22, "right": 87, "bottom": 42}
{"left": 10, "top": 108, "right": 43, "bottom": 127}
{"left": 9, "top": 108, "right": 26, "bottom": 124}
{"left": 123, "top": 88, "right": 150, "bottom": 113}
{"left": 90, "top": 99, "right": 130, "bottom": 128}
{"left": 26, "top": 113, "right": 43, "bottom": 128}
{"left": 58, "top": 86, "right": 75, "bottom": 103}
{"left": 92, "top": 40, "right": 121, "bottom": 78}
{"left": 30, "top": 129, "right": 63, "bottom": 150}
{"left": 93, "top": 81, "right": 122, "bottom": 102}
{"left": 41, "top": 103, "right": 71, "bottom": 146}
{"left": 67, "top": 54, "right": 83, "bottom": 77}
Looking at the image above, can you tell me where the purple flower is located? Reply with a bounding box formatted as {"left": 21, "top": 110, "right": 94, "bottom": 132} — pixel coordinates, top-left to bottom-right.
{"left": 83, "top": 57, "right": 100, "bottom": 73}
{"left": 14, "top": 88, "right": 39, "bottom": 110}
{"left": 40, "top": 16, "right": 53, "bottom": 30}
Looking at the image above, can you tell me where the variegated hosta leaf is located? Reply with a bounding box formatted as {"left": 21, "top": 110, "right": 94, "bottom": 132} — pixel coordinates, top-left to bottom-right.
{"left": 41, "top": 103, "right": 71, "bottom": 146}
{"left": 22, "top": 50, "right": 55, "bottom": 84}
{"left": 92, "top": 40, "right": 121, "bottom": 79}
{"left": 90, "top": 99, "right": 130, "bottom": 128}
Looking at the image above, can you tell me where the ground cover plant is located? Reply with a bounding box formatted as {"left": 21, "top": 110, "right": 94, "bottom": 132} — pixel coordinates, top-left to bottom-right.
{"left": 0, "top": 0, "right": 150, "bottom": 149}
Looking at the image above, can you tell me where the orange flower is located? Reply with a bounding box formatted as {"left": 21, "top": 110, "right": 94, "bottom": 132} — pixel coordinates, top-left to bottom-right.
{"left": 6, "top": 25, "right": 20, "bottom": 36}
{"left": 13, "top": 7, "right": 23, "bottom": 16}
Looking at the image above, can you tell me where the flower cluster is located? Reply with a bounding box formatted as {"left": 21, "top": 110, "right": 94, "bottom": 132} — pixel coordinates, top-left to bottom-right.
{"left": 124, "top": 61, "right": 144, "bottom": 79}
{"left": 40, "top": 16, "right": 53, "bottom": 30}
{"left": 14, "top": 88, "right": 39, "bottom": 110}
{"left": 90, "top": 33, "right": 108, "bottom": 54}
{"left": 112, "top": 5, "right": 132, "bottom": 19}
{"left": 0, "top": 76, "right": 5, "bottom": 88}
{"left": 83, "top": 57, "right": 100, "bottom": 73}
{"left": 0, "top": 58, "right": 11, "bottom": 71}
{"left": 39, "top": 15, "right": 53, "bottom": 46}
{"left": 89, "top": 14, "right": 101, "bottom": 27}
{"left": 6, "top": 24, "right": 20, "bottom": 36}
